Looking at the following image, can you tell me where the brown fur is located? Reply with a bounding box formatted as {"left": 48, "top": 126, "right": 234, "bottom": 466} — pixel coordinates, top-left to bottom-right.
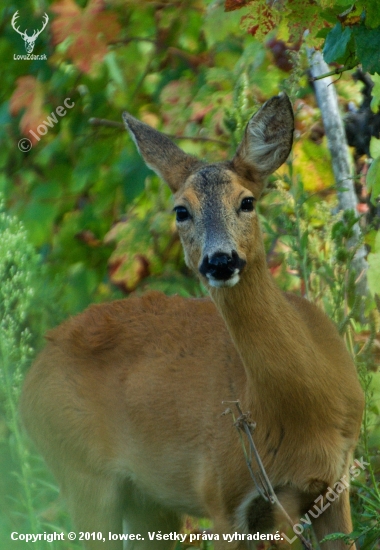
{"left": 21, "top": 95, "right": 364, "bottom": 549}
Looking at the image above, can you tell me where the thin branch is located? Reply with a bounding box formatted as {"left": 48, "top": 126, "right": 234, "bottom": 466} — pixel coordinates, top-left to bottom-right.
{"left": 88, "top": 118, "right": 230, "bottom": 146}
{"left": 89, "top": 118, "right": 124, "bottom": 129}
{"left": 223, "top": 401, "right": 314, "bottom": 550}
{"left": 109, "top": 37, "right": 156, "bottom": 47}
{"left": 166, "top": 134, "right": 229, "bottom": 146}
{"left": 131, "top": 51, "right": 156, "bottom": 100}
{"left": 310, "top": 63, "right": 357, "bottom": 82}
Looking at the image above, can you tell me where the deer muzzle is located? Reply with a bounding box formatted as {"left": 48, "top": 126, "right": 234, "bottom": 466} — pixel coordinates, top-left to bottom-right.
{"left": 199, "top": 251, "right": 246, "bottom": 287}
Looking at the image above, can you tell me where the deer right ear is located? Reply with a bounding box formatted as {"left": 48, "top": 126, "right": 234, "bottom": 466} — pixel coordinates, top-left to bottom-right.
{"left": 123, "top": 113, "right": 201, "bottom": 193}
{"left": 232, "top": 93, "right": 294, "bottom": 192}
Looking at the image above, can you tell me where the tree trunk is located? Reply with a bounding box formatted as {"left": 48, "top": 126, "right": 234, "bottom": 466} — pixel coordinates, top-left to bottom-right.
{"left": 307, "top": 49, "right": 368, "bottom": 297}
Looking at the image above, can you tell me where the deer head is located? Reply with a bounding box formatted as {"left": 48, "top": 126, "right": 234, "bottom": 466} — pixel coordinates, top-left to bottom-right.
{"left": 12, "top": 11, "right": 49, "bottom": 54}
{"left": 123, "top": 94, "right": 294, "bottom": 288}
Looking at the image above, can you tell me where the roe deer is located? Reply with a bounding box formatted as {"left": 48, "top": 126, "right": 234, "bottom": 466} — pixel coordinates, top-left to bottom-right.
{"left": 21, "top": 94, "right": 364, "bottom": 550}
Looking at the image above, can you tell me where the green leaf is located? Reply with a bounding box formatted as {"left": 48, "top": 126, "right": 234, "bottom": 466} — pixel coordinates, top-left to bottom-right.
{"left": 368, "top": 231, "right": 380, "bottom": 297}
{"left": 315, "top": 28, "right": 330, "bottom": 39}
{"left": 370, "top": 74, "right": 380, "bottom": 113}
{"left": 23, "top": 200, "right": 59, "bottom": 246}
{"left": 117, "top": 149, "right": 151, "bottom": 203}
{"left": 321, "top": 532, "right": 350, "bottom": 542}
{"left": 300, "top": 230, "right": 309, "bottom": 252}
{"left": 366, "top": 156, "right": 380, "bottom": 205}
{"left": 330, "top": 0, "right": 356, "bottom": 8}
{"left": 364, "top": 0, "right": 380, "bottom": 28}
{"left": 354, "top": 25, "right": 380, "bottom": 74}
{"left": 369, "top": 137, "right": 380, "bottom": 158}
{"left": 203, "top": 1, "right": 242, "bottom": 47}
{"left": 323, "top": 23, "right": 352, "bottom": 64}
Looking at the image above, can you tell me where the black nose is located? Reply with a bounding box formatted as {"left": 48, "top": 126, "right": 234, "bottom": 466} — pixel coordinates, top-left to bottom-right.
{"left": 199, "top": 251, "right": 245, "bottom": 280}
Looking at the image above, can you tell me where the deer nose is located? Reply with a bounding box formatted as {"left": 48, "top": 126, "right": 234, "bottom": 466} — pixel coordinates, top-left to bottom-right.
{"left": 199, "top": 251, "right": 245, "bottom": 281}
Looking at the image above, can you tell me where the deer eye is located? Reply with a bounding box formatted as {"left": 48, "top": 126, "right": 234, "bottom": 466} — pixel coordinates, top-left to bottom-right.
{"left": 174, "top": 206, "right": 191, "bottom": 222}
{"left": 240, "top": 197, "right": 255, "bottom": 212}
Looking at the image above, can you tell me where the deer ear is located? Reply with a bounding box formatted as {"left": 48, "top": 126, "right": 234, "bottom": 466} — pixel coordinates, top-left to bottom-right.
{"left": 232, "top": 93, "right": 294, "bottom": 193}
{"left": 123, "top": 113, "right": 201, "bottom": 193}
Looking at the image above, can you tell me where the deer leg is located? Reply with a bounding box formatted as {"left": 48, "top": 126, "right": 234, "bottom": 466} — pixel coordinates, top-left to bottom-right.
{"left": 123, "top": 493, "right": 182, "bottom": 550}
{"left": 62, "top": 469, "right": 125, "bottom": 550}
{"left": 312, "top": 488, "right": 355, "bottom": 550}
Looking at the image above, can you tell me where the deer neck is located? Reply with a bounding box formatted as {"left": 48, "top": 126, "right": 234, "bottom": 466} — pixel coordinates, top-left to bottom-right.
{"left": 208, "top": 249, "right": 316, "bottom": 421}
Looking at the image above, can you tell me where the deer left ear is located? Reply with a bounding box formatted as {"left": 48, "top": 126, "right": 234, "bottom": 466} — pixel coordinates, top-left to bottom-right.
{"left": 123, "top": 112, "right": 201, "bottom": 193}
{"left": 232, "top": 93, "right": 294, "bottom": 192}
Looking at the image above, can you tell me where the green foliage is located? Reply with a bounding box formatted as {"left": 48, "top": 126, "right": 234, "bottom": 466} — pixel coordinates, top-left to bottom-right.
{"left": 0, "top": 205, "right": 80, "bottom": 549}
{"left": 0, "top": 207, "right": 36, "bottom": 450}
{"left": 105, "top": 177, "right": 202, "bottom": 297}
{"left": 366, "top": 156, "right": 380, "bottom": 205}
{"left": 370, "top": 74, "right": 380, "bottom": 111}
{"left": 367, "top": 138, "right": 380, "bottom": 206}
{"left": 353, "top": 25, "right": 380, "bottom": 74}
{"left": 261, "top": 161, "right": 361, "bottom": 324}
{"left": 347, "top": 362, "right": 380, "bottom": 549}
{"left": 323, "top": 23, "right": 356, "bottom": 65}
{"left": 229, "top": 0, "right": 380, "bottom": 74}
{"left": 0, "top": 206, "right": 47, "bottom": 548}
{"left": 367, "top": 230, "right": 380, "bottom": 298}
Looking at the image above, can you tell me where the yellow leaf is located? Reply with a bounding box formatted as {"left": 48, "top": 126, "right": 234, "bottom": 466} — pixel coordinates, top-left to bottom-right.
{"left": 292, "top": 138, "right": 334, "bottom": 192}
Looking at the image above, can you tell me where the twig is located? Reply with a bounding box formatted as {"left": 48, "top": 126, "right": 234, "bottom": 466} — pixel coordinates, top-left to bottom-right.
{"left": 109, "top": 37, "right": 156, "bottom": 46}
{"left": 88, "top": 118, "right": 230, "bottom": 146}
{"left": 89, "top": 118, "right": 124, "bottom": 129}
{"left": 131, "top": 52, "right": 156, "bottom": 100}
{"left": 223, "top": 401, "right": 314, "bottom": 550}
{"left": 310, "top": 63, "right": 357, "bottom": 82}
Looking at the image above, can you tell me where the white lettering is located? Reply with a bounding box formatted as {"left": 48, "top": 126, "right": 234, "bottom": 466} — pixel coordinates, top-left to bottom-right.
{"left": 334, "top": 481, "right": 346, "bottom": 494}
{"left": 56, "top": 106, "right": 66, "bottom": 117}
{"left": 64, "top": 97, "right": 75, "bottom": 109}
{"left": 37, "top": 124, "right": 48, "bottom": 135}
{"left": 293, "top": 523, "right": 304, "bottom": 535}
{"left": 29, "top": 129, "right": 41, "bottom": 142}
{"left": 325, "top": 487, "right": 338, "bottom": 502}
{"left": 300, "top": 513, "right": 312, "bottom": 526}
{"left": 43, "top": 112, "right": 58, "bottom": 128}
{"left": 355, "top": 457, "right": 370, "bottom": 471}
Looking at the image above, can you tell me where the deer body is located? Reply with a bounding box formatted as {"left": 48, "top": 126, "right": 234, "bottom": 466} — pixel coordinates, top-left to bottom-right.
{"left": 21, "top": 95, "right": 364, "bottom": 549}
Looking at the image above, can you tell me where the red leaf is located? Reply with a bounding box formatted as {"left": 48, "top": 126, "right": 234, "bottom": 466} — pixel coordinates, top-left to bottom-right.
{"left": 9, "top": 76, "right": 46, "bottom": 143}
{"left": 225, "top": 0, "right": 253, "bottom": 12}
{"left": 241, "top": 2, "right": 277, "bottom": 40}
{"left": 75, "top": 230, "right": 102, "bottom": 247}
{"left": 51, "top": 0, "right": 120, "bottom": 73}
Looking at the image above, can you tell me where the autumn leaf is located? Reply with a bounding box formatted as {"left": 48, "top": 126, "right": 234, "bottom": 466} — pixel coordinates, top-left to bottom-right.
{"left": 240, "top": 0, "right": 278, "bottom": 40}
{"left": 224, "top": 0, "right": 253, "bottom": 12}
{"left": 291, "top": 139, "right": 334, "bottom": 192}
{"left": 51, "top": 0, "right": 120, "bottom": 73}
{"left": 108, "top": 254, "right": 150, "bottom": 294}
{"left": 75, "top": 230, "right": 102, "bottom": 247}
{"left": 9, "top": 76, "right": 46, "bottom": 144}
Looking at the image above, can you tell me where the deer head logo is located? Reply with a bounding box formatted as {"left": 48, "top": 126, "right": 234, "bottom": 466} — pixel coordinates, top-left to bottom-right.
{"left": 11, "top": 11, "right": 49, "bottom": 54}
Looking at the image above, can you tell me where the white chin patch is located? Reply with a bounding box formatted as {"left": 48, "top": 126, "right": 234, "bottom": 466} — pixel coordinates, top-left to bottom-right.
{"left": 207, "top": 271, "right": 240, "bottom": 288}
